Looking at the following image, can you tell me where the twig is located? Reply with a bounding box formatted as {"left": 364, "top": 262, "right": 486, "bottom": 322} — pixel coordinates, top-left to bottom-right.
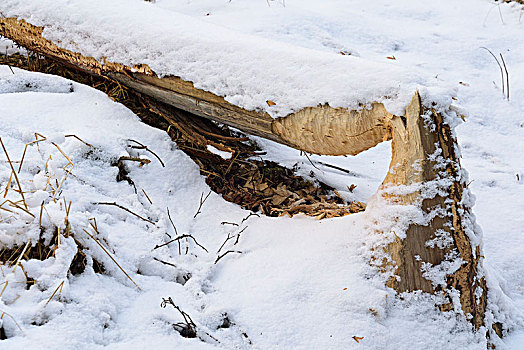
{"left": 166, "top": 208, "right": 179, "bottom": 236}
{"left": 0, "top": 137, "right": 28, "bottom": 210}
{"left": 217, "top": 233, "right": 234, "bottom": 254}
{"left": 193, "top": 191, "right": 211, "bottom": 218}
{"left": 118, "top": 156, "right": 151, "bottom": 166}
{"left": 216, "top": 225, "right": 246, "bottom": 253}
{"left": 500, "top": 53, "right": 509, "bottom": 100}
{"left": 235, "top": 226, "right": 247, "bottom": 245}
{"left": 82, "top": 228, "right": 141, "bottom": 290}
{"left": 220, "top": 221, "right": 239, "bottom": 226}
{"left": 127, "top": 139, "right": 165, "bottom": 167}
{"left": 317, "top": 161, "right": 352, "bottom": 174}
{"left": 241, "top": 212, "right": 260, "bottom": 224}
{"left": 142, "top": 189, "right": 153, "bottom": 205}
{"left": 160, "top": 297, "right": 197, "bottom": 338}
{"left": 214, "top": 250, "right": 242, "bottom": 264}
{"left": 224, "top": 152, "right": 240, "bottom": 176}
{"left": 153, "top": 234, "right": 208, "bottom": 253}
{"left": 95, "top": 202, "right": 155, "bottom": 225}
{"left": 153, "top": 257, "right": 177, "bottom": 268}
{"left": 303, "top": 151, "right": 320, "bottom": 170}
{"left": 166, "top": 207, "right": 177, "bottom": 251}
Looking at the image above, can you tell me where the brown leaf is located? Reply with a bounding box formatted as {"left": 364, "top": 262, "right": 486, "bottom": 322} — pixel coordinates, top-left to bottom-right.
{"left": 386, "top": 56, "right": 396, "bottom": 60}
{"left": 352, "top": 336, "right": 364, "bottom": 343}
{"left": 266, "top": 100, "right": 276, "bottom": 106}
{"left": 271, "top": 194, "right": 289, "bottom": 206}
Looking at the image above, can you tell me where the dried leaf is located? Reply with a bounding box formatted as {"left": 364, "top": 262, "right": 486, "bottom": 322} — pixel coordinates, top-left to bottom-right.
{"left": 352, "top": 336, "right": 364, "bottom": 343}
{"left": 386, "top": 56, "right": 396, "bottom": 60}
{"left": 266, "top": 100, "right": 276, "bottom": 106}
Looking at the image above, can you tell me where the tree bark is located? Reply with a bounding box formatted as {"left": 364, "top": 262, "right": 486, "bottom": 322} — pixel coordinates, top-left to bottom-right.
{"left": 0, "top": 17, "right": 489, "bottom": 330}
{"left": 380, "top": 93, "right": 486, "bottom": 328}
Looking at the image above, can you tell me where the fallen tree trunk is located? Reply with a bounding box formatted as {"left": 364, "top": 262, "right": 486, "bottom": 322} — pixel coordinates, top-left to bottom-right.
{"left": 0, "top": 17, "right": 493, "bottom": 332}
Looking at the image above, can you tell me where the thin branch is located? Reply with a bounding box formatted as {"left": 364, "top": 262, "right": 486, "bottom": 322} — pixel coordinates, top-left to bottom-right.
{"left": 214, "top": 250, "right": 242, "bottom": 264}
{"left": 220, "top": 221, "right": 239, "bottom": 226}
{"left": 95, "top": 202, "right": 155, "bottom": 225}
{"left": 217, "top": 233, "right": 234, "bottom": 254}
{"left": 241, "top": 212, "right": 260, "bottom": 224}
{"left": 160, "top": 297, "right": 197, "bottom": 337}
{"left": 193, "top": 191, "right": 211, "bottom": 218}
{"left": 166, "top": 207, "right": 178, "bottom": 252}
{"left": 166, "top": 208, "right": 179, "bottom": 236}
{"left": 153, "top": 234, "right": 208, "bottom": 253}
{"left": 127, "top": 139, "right": 165, "bottom": 167}
{"left": 153, "top": 257, "right": 177, "bottom": 268}
{"left": 142, "top": 189, "right": 153, "bottom": 205}
{"left": 317, "top": 161, "right": 352, "bottom": 174}
{"left": 303, "top": 151, "right": 320, "bottom": 170}
{"left": 234, "top": 226, "right": 247, "bottom": 245}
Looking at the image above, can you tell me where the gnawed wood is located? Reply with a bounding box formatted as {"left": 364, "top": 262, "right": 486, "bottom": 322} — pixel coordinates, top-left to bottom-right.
{"left": 272, "top": 103, "right": 393, "bottom": 156}
{"left": 0, "top": 16, "right": 491, "bottom": 330}
{"left": 0, "top": 17, "right": 394, "bottom": 155}
{"left": 380, "top": 93, "right": 487, "bottom": 329}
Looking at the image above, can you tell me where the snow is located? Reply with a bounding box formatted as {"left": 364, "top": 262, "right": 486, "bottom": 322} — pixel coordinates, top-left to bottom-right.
{"left": 0, "top": 0, "right": 451, "bottom": 117}
{"left": 0, "top": 0, "right": 524, "bottom": 349}
{"left": 206, "top": 145, "right": 232, "bottom": 160}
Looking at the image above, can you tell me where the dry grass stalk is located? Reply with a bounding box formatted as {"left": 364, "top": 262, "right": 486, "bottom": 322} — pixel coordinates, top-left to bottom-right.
{"left": 5, "top": 199, "right": 35, "bottom": 218}
{"left": 17, "top": 134, "right": 47, "bottom": 173}
{"left": 11, "top": 239, "right": 31, "bottom": 273}
{"left": 0, "top": 137, "right": 28, "bottom": 210}
{"left": 0, "top": 309, "right": 23, "bottom": 333}
{"left": 64, "top": 134, "right": 93, "bottom": 148}
{"left": 3, "top": 173, "right": 12, "bottom": 198}
{"left": 50, "top": 142, "right": 75, "bottom": 200}
{"left": 0, "top": 281, "right": 8, "bottom": 298}
{"left": 44, "top": 280, "right": 64, "bottom": 306}
{"left": 82, "top": 228, "right": 141, "bottom": 290}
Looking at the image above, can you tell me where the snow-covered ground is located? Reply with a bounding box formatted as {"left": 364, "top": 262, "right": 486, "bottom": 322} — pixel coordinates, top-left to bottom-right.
{"left": 1, "top": 0, "right": 524, "bottom": 349}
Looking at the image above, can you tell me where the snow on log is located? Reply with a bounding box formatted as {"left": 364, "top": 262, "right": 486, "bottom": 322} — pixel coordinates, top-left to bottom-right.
{"left": 0, "top": 14, "right": 492, "bottom": 331}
